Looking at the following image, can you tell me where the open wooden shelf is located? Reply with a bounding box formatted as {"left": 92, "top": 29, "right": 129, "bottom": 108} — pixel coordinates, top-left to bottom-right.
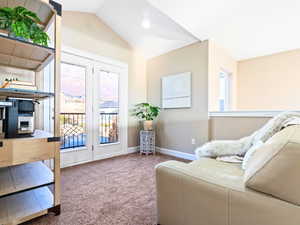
{"left": 0, "top": 88, "right": 54, "bottom": 100}
{"left": 0, "top": 34, "right": 55, "bottom": 72}
{"left": 0, "top": 162, "right": 54, "bottom": 198}
{"left": 0, "top": 0, "right": 56, "bottom": 31}
{"left": 7, "top": 129, "right": 55, "bottom": 140}
{"left": 0, "top": 129, "right": 56, "bottom": 141}
{"left": 0, "top": 187, "right": 53, "bottom": 225}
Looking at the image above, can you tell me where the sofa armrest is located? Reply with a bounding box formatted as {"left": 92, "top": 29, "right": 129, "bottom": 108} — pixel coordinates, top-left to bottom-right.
{"left": 155, "top": 160, "right": 192, "bottom": 173}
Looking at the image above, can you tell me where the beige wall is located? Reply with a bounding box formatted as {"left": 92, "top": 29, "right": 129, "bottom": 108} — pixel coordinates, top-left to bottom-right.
{"left": 62, "top": 11, "right": 147, "bottom": 147}
{"left": 209, "top": 116, "right": 270, "bottom": 140}
{"left": 237, "top": 49, "right": 300, "bottom": 110}
{"left": 147, "top": 41, "right": 209, "bottom": 154}
{"left": 62, "top": 12, "right": 296, "bottom": 153}
{"left": 208, "top": 40, "right": 237, "bottom": 111}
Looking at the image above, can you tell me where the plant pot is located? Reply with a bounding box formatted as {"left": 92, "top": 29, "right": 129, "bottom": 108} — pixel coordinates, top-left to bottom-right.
{"left": 143, "top": 120, "right": 153, "bottom": 131}
{"left": 8, "top": 32, "right": 28, "bottom": 42}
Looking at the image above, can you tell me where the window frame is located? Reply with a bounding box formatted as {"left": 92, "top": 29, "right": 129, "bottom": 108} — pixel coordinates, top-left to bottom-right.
{"left": 219, "top": 69, "right": 232, "bottom": 111}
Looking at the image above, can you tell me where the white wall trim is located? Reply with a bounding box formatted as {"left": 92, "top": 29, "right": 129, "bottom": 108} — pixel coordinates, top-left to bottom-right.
{"left": 61, "top": 147, "right": 139, "bottom": 168}
{"left": 61, "top": 146, "right": 195, "bottom": 168}
{"left": 209, "top": 111, "right": 290, "bottom": 118}
{"left": 156, "top": 147, "right": 196, "bottom": 161}
{"left": 61, "top": 159, "right": 93, "bottom": 169}
{"left": 62, "top": 45, "right": 128, "bottom": 69}
{"left": 128, "top": 146, "right": 139, "bottom": 153}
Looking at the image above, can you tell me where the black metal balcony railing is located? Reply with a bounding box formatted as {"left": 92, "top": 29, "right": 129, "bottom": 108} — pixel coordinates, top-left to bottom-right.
{"left": 60, "top": 113, "right": 85, "bottom": 149}
{"left": 100, "top": 112, "right": 118, "bottom": 144}
{"left": 60, "top": 112, "right": 118, "bottom": 150}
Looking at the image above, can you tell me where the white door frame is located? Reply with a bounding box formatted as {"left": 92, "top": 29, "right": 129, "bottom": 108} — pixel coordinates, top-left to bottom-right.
{"left": 59, "top": 46, "right": 128, "bottom": 167}
{"left": 92, "top": 63, "right": 128, "bottom": 161}
{"left": 59, "top": 52, "right": 93, "bottom": 168}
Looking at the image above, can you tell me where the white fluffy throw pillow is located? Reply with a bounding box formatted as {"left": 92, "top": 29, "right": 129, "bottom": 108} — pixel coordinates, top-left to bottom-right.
{"left": 242, "top": 141, "right": 264, "bottom": 170}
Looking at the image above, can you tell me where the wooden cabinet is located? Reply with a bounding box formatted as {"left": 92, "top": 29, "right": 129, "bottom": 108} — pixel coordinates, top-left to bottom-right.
{"left": 0, "top": 131, "right": 57, "bottom": 168}
{"left": 0, "top": 141, "right": 12, "bottom": 167}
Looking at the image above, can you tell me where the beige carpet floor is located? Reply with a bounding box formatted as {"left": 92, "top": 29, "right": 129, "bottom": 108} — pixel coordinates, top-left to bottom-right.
{"left": 25, "top": 153, "right": 186, "bottom": 225}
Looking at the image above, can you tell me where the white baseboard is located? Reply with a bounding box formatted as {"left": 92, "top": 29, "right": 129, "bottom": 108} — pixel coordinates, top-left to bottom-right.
{"left": 128, "top": 146, "right": 139, "bottom": 153}
{"left": 61, "top": 147, "right": 139, "bottom": 168}
{"left": 61, "top": 159, "right": 93, "bottom": 169}
{"left": 156, "top": 147, "right": 196, "bottom": 161}
{"left": 61, "top": 146, "right": 193, "bottom": 168}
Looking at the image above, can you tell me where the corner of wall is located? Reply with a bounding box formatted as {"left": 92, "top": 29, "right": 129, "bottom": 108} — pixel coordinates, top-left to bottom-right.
{"left": 207, "top": 40, "right": 238, "bottom": 111}
{"left": 146, "top": 41, "right": 210, "bottom": 154}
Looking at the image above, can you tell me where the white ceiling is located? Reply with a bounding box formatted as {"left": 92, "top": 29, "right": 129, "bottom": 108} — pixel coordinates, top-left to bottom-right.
{"left": 148, "top": 0, "right": 300, "bottom": 60}
{"left": 59, "top": 0, "right": 198, "bottom": 59}
{"left": 57, "top": 0, "right": 105, "bottom": 13}
{"left": 59, "top": 0, "right": 300, "bottom": 60}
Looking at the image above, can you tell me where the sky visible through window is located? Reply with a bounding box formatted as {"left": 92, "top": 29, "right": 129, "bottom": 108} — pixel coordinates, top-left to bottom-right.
{"left": 99, "top": 71, "right": 119, "bottom": 112}
{"left": 61, "top": 63, "right": 86, "bottom": 113}
{"left": 60, "top": 63, "right": 119, "bottom": 114}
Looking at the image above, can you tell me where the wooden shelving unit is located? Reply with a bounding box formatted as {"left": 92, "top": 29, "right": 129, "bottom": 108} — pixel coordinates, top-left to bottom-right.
{"left": 0, "top": 187, "right": 53, "bottom": 225}
{"left": 0, "top": 162, "right": 54, "bottom": 198}
{"left": 0, "top": 33, "right": 55, "bottom": 72}
{"left": 0, "top": 0, "right": 62, "bottom": 224}
{"left": 0, "top": 88, "right": 54, "bottom": 100}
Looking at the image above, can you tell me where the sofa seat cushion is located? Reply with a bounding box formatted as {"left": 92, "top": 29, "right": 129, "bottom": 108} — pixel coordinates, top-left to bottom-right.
{"left": 185, "top": 158, "right": 245, "bottom": 191}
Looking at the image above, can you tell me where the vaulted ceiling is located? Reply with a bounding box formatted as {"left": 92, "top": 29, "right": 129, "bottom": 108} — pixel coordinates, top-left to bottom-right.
{"left": 59, "top": 0, "right": 300, "bottom": 60}
{"left": 58, "top": 0, "right": 198, "bottom": 59}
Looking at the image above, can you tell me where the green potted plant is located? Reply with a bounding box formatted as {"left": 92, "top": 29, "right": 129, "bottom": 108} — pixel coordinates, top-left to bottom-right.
{"left": 132, "top": 103, "right": 160, "bottom": 131}
{"left": 0, "top": 6, "right": 50, "bottom": 46}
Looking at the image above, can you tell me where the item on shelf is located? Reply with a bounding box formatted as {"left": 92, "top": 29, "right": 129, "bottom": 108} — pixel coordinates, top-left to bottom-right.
{"left": 4, "top": 84, "right": 37, "bottom": 90}
{"left": 0, "top": 6, "right": 50, "bottom": 46}
{"left": 3, "top": 99, "right": 35, "bottom": 138}
{"left": 0, "top": 100, "right": 12, "bottom": 119}
{"left": 1, "top": 79, "right": 37, "bottom": 90}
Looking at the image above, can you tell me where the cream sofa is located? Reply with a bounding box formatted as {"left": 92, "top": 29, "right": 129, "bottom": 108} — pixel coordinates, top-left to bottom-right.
{"left": 155, "top": 125, "right": 300, "bottom": 225}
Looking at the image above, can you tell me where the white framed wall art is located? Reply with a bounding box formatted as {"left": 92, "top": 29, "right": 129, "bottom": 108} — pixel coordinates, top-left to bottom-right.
{"left": 161, "top": 72, "right": 192, "bottom": 109}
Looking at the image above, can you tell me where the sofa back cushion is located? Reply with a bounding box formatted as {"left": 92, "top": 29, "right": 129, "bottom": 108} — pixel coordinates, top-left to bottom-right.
{"left": 245, "top": 125, "right": 300, "bottom": 206}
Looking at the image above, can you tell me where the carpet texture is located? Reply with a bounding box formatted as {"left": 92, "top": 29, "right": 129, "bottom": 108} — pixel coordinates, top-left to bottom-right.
{"left": 25, "top": 153, "right": 187, "bottom": 225}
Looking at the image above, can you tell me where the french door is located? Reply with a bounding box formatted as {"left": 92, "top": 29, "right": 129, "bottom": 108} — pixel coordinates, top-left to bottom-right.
{"left": 92, "top": 64, "right": 128, "bottom": 160}
{"left": 59, "top": 50, "right": 128, "bottom": 167}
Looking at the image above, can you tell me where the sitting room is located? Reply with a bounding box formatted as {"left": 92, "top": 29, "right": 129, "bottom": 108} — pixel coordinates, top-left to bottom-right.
{"left": 0, "top": 0, "right": 299, "bottom": 225}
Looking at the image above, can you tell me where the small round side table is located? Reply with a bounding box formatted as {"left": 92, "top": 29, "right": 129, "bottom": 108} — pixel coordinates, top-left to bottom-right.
{"left": 140, "top": 130, "right": 155, "bottom": 155}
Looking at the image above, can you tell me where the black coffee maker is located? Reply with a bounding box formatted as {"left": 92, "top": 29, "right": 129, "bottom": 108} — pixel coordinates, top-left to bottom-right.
{"left": 3, "top": 99, "right": 35, "bottom": 138}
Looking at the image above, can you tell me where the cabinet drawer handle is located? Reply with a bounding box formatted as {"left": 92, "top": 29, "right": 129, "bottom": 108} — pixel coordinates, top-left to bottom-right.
{"left": 47, "top": 137, "right": 61, "bottom": 142}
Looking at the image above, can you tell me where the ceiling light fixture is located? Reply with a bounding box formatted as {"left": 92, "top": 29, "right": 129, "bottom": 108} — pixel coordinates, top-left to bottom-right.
{"left": 142, "top": 19, "right": 151, "bottom": 29}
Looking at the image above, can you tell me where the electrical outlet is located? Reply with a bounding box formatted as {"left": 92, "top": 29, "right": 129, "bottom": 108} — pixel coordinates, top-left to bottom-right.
{"left": 191, "top": 138, "right": 196, "bottom": 145}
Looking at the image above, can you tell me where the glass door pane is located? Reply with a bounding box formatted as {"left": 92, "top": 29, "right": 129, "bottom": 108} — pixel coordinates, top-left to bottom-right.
{"left": 99, "top": 71, "right": 119, "bottom": 144}
{"left": 60, "top": 63, "right": 86, "bottom": 149}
